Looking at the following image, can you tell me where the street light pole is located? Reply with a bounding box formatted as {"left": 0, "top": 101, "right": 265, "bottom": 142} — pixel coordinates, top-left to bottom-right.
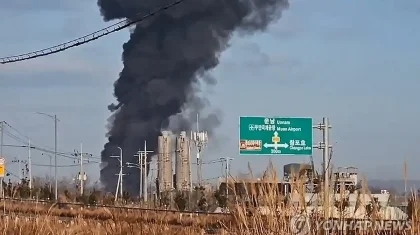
{"left": 35, "top": 112, "right": 59, "bottom": 201}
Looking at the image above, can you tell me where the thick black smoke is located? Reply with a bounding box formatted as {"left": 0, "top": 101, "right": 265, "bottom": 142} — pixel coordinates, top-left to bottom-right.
{"left": 98, "top": 0, "right": 289, "bottom": 194}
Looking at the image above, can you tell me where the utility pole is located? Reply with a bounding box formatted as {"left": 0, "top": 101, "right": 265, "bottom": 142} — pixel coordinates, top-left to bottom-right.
{"left": 313, "top": 117, "right": 332, "bottom": 221}
{"left": 119, "top": 147, "right": 123, "bottom": 199}
{"left": 188, "top": 141, "right": 192, "bottom": 192}
{"left": 49, "top": 154, "right": 52, "bottom": 186}
{"left": 54, "top": 114, "right": 58, "bottom": 201}
{"left": 0, "top": 121, "right": 3, "bottom": 202}
{"left": 143, "top": 140, "right": 151, "bottom": 202}
{"left": 111, "top": 147, "right": 123, "bottom": 200}
{"left": 76, "top": 143, "right": 88, "bottom": 195}
{"left": 133, "top": 151, "right": 144, "bottom": 199}
{"left": 133, "top": 142, "right": 153, "bottom": 202}
{"left": 220, "top": 157, "right": 233, "bottom": 197}
{"left": 404, "top": 158, "right": 408, "bottom": 206}
{"left": 19, "top": 156, "right": 21, "bottom": 180}
{"left": 80, "top": 143, "right": 84, "bottom": 195}
{"left": 35, "top": 112, "right": 59, "bottom": 201}
{"left": 12, "top": 156, "right": 29, "bottom": 184}
{"left": 28, "top": 139, "right": 32, "bottom": 196}
{"left": 114, "top": 169, "right": 121, "bottom": 201}
{"left": 28, "top": 140, "right": 31, "bottom": 187}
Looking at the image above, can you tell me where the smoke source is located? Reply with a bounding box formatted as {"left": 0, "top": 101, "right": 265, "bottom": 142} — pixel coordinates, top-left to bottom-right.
{"left": 98, "top": 0, "right": 289, "bottom": 194}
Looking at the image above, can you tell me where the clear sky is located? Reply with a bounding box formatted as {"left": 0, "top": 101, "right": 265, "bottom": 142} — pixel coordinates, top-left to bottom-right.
{"left": 0, "top": 0, "right": 419, "bottom": 186}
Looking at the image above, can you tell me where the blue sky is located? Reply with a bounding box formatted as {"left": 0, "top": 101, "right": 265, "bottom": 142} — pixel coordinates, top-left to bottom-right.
{"left": 0, "top": 0, "right": 420, "bottom": 186}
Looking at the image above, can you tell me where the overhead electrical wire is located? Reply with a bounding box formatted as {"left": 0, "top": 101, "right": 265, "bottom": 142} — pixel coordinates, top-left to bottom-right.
{"left": 33, "top": 162, "right": 99, "bottom": 168}
{"left": 2, "top": 121, "right": 222, "bottom": 171}
{"left": 5, "top": 169, "right": 19, "bottom": 179}
{"left": 2, "top": 121, "right": 102, "bottom": 160}
{"left": 0, "top": 0, "right": 184, "bottom": 64}
{"left": 1, "top": 121, "right": 82, "bottom": 157}
{"left": 0, "top": 123, "right": 98, "bottom": 161}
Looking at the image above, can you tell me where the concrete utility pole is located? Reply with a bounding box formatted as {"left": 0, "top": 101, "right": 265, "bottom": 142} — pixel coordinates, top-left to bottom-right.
{"left": 0, "top": 121, "right": 3, "bottom": 199}
{"left": 114, "top": 170, "right": 121, "bottom": 201}
{"left": 220, "top": 157, "right": 233, "bottom": 197}
{"left": 313, "top": 117, "right": 332, "bottom": 220}
{"left": 16, "top": 156, "right": 21, "bottom": 180}
{"left": 188, "top": 141, "right": 192, "bottom": 192}
{"left": 77, "top": 143, "right": 88, "bottom": 195}
{"left": 54, "top": 114, "right": 58, "bottom": 200}
{"left": 28, "top": 139, "right": 32, "bottom": 193}
{"left": 143, "top": 140, "right": 151, "bottom": 202}
{"left": 35, "top": 112, "right": 59, "bottom": 201}
{"left": 119, "top": 147, "right": 123, "bottom": 199}
{"left": 111, "top": 147, "right": 123, "bottom": 200}
{"left": 80, "top": 143, "right": 84, "bottom": 195}
{"left": 12, "top": 156, "right": 24, "bottom": 180}
{"left": 132, "top": 141, "right": 153, "bottom": 202}
{"left": 131, "top": 151, "right": 143, "bottom": 199}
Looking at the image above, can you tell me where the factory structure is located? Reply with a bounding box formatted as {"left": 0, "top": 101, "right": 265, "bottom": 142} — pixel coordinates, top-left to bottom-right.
{"left": 156, "top": 131, "right": 193, "bottom": 194}
{"left": 218, "top": 163, "right": 407, "bottom": 220}
{"left": 152, "top": 129, "right": 407, "bottom": 219}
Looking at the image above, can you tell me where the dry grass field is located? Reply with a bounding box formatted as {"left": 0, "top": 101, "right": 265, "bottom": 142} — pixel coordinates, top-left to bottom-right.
{"left": 0, "top": 199, "right": 417, "bottom": 235}
{"left": 0, "top": 172, "right": 418, "bottom": 234}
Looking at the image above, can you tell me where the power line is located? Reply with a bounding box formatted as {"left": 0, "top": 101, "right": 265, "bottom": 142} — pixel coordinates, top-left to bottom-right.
{"left": 2, "top": 121, "right": 100, "bottom": 158}
{"left": 32, "top": 162, "right": 98, "bottom": 168}
{"left": 5, "top": 169, "right": 19, "bottom": 179}
{"left": 0, "top": 0, "right": 184, "bottom": 64}
{"left": 0, "top": 124, "right": 98, "bottom": 162}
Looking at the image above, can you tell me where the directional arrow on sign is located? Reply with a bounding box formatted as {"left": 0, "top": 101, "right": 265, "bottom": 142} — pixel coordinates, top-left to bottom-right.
{"left": 263, "top": 142, "right": 289, "bottom": 149}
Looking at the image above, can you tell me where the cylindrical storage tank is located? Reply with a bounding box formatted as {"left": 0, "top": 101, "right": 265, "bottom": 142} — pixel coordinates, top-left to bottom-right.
{"left": 175, "top": 131, "right": 191, "bottom": 191}
{"left": 283, "top": 163, "right": 312, "bottom": 177}
{"left": 158, "top": 131, "right": 173, "bottom": 192}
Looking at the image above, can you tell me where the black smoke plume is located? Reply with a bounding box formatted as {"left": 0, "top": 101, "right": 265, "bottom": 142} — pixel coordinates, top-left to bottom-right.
{"left": 98, "top": 0, "right": 289, "bottom": 194}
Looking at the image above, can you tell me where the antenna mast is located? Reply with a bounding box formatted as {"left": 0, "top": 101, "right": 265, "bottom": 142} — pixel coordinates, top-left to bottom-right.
{"left": 191, "top": 113, "right": 208, "bottom": 187}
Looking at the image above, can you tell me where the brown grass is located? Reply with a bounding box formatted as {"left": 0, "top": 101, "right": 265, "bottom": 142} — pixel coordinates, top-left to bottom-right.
{"left": 0, "top": 167, "right": 418, "bottom": 234}
{"left": 0, "top": 216, "right": 206, "bottom": 235}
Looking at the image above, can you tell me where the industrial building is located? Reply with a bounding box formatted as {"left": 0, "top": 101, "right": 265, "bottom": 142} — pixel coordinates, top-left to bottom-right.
{"left": 157, "top": 131, "right": 192, "bottom": 195}
{"left": 157, "top": 131, "right": 173, "bottom": 193}
{"left": 175, "top": 131, "right": 191, "bottom": 191}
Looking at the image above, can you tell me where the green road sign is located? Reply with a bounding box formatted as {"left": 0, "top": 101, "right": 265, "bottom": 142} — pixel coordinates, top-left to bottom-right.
{"left": 239, "top": 117, "right": 313, "bottom": 155}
